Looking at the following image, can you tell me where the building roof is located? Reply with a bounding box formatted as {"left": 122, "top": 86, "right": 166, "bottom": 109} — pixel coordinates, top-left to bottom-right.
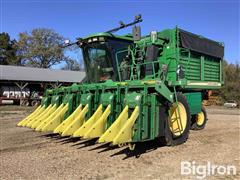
{"left": 0, "top": 65, "right": 85, "bottom": 83}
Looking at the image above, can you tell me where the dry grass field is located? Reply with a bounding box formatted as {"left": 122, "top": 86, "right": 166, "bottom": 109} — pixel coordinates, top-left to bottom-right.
{"left": 0, "top": 106, "right": 239, "bottom": 179}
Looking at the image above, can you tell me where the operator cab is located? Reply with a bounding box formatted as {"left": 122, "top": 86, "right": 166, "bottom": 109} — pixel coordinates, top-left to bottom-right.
{"left": 79, "top": 34, "right": 132, "bottom": 83}
{"left": 63, "top": 15, "right": 142, "bottom": 83}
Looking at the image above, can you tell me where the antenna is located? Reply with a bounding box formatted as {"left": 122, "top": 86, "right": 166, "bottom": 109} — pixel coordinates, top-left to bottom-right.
{"left": 106, "top": 14, "right": 143, "bottom": 33}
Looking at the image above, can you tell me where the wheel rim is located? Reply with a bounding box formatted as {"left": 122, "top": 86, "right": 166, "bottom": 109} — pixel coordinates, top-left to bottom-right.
{"left": 196, "top": 111, "right": 205, "bottom": 126}
{"left": 169, "top": 102, "right": 187, "bottom": 136}
{"left": 31, "top": 101, "right": 38, "bottom": 106}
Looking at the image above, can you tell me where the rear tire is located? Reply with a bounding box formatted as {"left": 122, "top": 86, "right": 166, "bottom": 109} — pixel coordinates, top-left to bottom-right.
{"left": 191, "top": 106, "right": 207, "bottom": 130}
{"left": 164, "top": 93, "right": 191, "bottom": 146}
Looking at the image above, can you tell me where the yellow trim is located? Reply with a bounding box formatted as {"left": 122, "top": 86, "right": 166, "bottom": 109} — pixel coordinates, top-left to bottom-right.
{"left": 25, "top": 106, "right": 52, "bottom": 127}
{"left": 116, "top": 82, "right": 128, "bottom": 86}
{"left": 24, "top": 105, "right": 51, "bottom": 127}
{"left": 18, "top": 105, "right": 44, "bottom": 127}
{"left": 83, "top": 105, "right": 111, "bottom": 138}
{"left": 98, "top": 106, "right": 128, "bottom": 143}
{"left": 169, "top": 102, "right": 187, "bottom": 136}
{"left": 141, "top": 80, "right": 156, "bottom": 85}
{"left": 128, "top": 143, "right": 136, "bottom": 150}
{"left": 17, "top": 105, "right": 42, "bottom": 126}
{"left": 30, "top": 104, "right": 56, "bottom": 129}
{"left": 61, "top": 104, "right": 88, "bottom": 136}
{"left": 112, "top": 106, "right": 139, "bottom": 145}
{"left": 98, "top": 106, "right": 139, "bottom": 145}
{"left": 196, "top": 111, "right": 205, "bottom": 126}
{"left": 72, "top": 104, "right": 103, "bottom": 137}
{"left": 187, "top": 81, "right": 221, "bottom": 86}
{"left": 35, "top": 104, "right": 62, "bottom": 131}
{"left": 53, "top": 104, "right": 82, "bottom": 134}
{"left": 41, "top": 104, "right": 69, "bottom": 132}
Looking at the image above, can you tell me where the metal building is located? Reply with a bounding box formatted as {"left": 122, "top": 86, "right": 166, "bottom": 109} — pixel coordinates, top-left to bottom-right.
{"left": 0, "top": 65, "right": 85, "bottom": 106}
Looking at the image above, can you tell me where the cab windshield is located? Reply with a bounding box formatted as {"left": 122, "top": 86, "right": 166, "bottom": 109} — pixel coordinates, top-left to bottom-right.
{"left": 82, "top": 39, "right": 132, "bottom": 83}
{"left": 83, "top": 43, "right": 113, "bottom": 83}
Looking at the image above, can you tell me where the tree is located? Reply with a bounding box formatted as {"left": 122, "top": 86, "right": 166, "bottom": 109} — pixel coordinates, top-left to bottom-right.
{"left": 0, "top": 32, "right": 18, "bottom": 65}
{"left": 16, "top": 28, "right": 71, "bottom": 68}
{"left": 61, "top": 45, "right": 84, "bottom": 71}
{"left": 219, "top": 60, "right": 240, "bottom": 105}
{"left": 62, "top": 59, "right": 83, "bottom": 71}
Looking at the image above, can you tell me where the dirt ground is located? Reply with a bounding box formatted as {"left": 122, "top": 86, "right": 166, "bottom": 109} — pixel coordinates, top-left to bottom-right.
{"left": 0, "top": 106, "right": 239, "bottom": 180}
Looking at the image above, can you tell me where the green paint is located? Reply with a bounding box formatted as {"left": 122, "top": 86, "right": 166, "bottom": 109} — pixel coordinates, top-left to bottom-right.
{"left": 39, "top": 26, "right": 224, "bottom": 143}
{"left": 184, "top": 92, "right": 202, "bottom": 115}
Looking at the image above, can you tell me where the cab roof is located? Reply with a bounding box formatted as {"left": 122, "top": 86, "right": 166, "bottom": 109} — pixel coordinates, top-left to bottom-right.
{"left": 81, "top": 32, "right": 133, "bottom": 41}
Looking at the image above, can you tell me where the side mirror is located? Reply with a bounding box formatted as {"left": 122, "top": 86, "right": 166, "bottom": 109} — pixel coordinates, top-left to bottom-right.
{"left": 132, "top": 26, "right": 141, "bottom": 41}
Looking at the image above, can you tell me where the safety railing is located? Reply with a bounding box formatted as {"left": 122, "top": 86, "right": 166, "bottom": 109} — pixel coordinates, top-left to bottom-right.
{"left": 115, "top": 49, "right": 161, "bottom": 81}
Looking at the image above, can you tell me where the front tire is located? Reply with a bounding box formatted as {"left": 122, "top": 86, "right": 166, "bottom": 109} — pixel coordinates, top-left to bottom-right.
{"left": 164, "top": 93, "right": 191, "bottom": 146}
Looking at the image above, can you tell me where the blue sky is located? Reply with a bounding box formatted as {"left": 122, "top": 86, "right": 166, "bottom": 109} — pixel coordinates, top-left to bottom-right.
{"left": 1, "top": 0, "right": 239, "bottom": 68}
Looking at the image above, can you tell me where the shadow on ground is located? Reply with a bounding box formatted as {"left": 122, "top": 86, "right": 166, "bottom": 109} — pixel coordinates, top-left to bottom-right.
{"left": 110, "top": 138, "right": 166, "bottom": 160}
{"left": 39, "top": 133, "right": 167, "bottom": 159}
{"left": 88, "top": 138, "right": 167, "bottom": 159}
